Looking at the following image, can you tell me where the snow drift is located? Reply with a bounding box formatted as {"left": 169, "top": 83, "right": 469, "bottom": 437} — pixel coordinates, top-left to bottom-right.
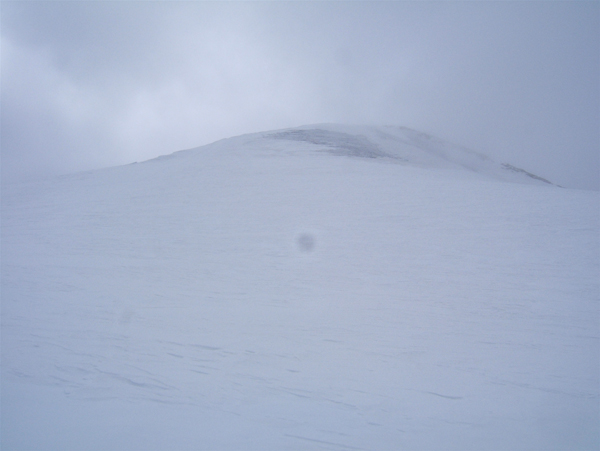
{"left": 1, "top": 124, "right": 598, "bottom": 450}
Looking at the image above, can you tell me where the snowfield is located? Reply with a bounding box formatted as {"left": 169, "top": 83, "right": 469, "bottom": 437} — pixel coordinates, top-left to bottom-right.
{"left": 2, "top": 125, "right": 598, "bottom": 450}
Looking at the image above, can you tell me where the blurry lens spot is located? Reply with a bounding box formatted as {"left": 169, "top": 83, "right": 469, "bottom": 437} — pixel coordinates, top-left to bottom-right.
{"left": 297, "top": 233, "right": 316, "bottom": 252}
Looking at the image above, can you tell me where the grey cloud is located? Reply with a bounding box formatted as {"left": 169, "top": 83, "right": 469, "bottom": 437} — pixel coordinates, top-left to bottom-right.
{"left": 1, "top": 1, "right": 598, "bottom": 189}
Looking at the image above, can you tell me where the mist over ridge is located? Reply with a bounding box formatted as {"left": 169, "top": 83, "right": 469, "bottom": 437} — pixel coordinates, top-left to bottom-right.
{"left": 136, "top": 123, "right": 557, "bottom": 188}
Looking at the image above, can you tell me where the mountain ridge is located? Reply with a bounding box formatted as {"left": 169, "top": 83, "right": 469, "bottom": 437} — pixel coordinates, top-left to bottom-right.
{"left": 145, "top": 123, "right": 555, "bottom": 187}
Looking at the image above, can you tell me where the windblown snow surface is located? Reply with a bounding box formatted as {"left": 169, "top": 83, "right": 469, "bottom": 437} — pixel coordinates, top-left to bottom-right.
{"left": 2, "top": 125, "right": 598, "bottom": 450}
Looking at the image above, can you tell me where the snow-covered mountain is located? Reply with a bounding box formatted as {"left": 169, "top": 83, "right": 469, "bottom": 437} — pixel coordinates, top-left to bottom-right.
{"left": 2, "top": 125, "right": 598, "bottom": 450}
{"left": 153, "top": 124, "right": 555, "bottom": 186}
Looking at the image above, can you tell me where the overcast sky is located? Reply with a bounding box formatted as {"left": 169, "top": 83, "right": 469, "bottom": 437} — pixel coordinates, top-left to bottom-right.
{"left": 2, "top": 1, "right": 598, "bottom": 189}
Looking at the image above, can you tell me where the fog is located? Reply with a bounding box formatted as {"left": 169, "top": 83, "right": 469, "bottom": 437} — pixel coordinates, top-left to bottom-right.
{"left": 1, "top": 1, "right": 598, "bottom": 189}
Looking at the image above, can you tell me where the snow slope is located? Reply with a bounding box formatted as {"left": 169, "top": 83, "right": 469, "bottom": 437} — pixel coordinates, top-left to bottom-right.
{"left": 1, "top": 125, "right": 598, "bottom": 450}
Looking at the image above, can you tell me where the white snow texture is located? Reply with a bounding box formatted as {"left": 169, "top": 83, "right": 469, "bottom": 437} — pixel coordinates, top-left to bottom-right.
{"left": 2, "top": 124, "right": 598, "bottom": 450}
